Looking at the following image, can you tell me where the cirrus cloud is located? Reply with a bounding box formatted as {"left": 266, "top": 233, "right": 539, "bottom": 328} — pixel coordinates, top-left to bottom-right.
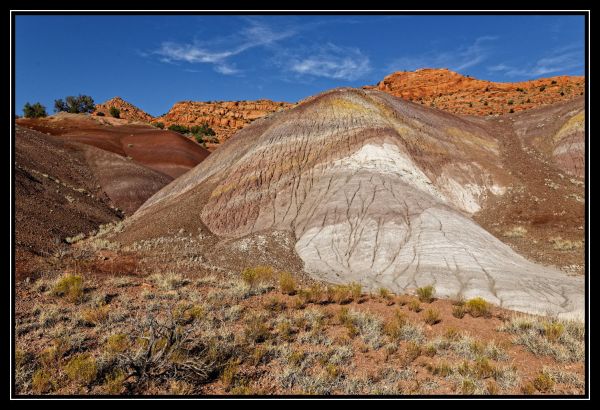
{"left": 285, "top": 43, "right": 372, "bottom": 81}
{"left": 151, "top": 20, "right": 294, "bottom": 75}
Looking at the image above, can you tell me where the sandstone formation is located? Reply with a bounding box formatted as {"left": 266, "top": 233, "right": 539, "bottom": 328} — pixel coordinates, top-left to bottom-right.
{"left": 16, "top": 113, "right": 210, "bottom": 179}
{"left": 121, "top": 88, "right": 583, "bottom": 319}
{"left": 366, "top": 68, "right": 584, "bottom": 116}
{"left": 94, "top": 96, "right": 153, "bottom": 122}
{"left": 155, "top": 99, "right": 293, "bottom": 145}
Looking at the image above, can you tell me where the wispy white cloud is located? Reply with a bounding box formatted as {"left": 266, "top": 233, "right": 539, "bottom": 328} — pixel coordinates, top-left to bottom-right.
{"left": 151, "top": 20, "right": 294, "bottom": 75}
{"left": 284, "top": 44, "right": 371, "bottom": 81}
{"left": 387, "top": 36, "right": 498, "bottom": 73}
{"left": 486, "top": 43, "right": 583, "bottom": 78}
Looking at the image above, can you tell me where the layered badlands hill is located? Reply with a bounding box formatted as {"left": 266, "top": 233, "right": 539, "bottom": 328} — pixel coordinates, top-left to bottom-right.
{"left": 94, "top": 97, "right": 153, "bottom": 123}
{"left": 118, "top": 88, "right": 584, "bottom": 319}
{"left": 16, "top": 113, "right": 209, "bottom": 179}
{"left": 367, "top": 68, "right": 584, "bottom": 116}
{"left": 156, "top": 99, "right": 293, "bottom": 144}
{"left": 15, "top": 125, "right": 172, "bottom": 276}
{"left": 512, "top": 96, "right": 585, "bottom": 178}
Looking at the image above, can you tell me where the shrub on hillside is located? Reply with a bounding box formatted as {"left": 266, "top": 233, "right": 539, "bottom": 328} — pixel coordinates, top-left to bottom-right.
{"left": 23, "top": 102, "right": 47, "bottom": 118}
{"left": 96, "top": 111, "right": 105, "bottom": 116}
{"left": 168, "top": 124, "right": 189, "bottom": 134}
{"left": 153, "top": 122, "right": 164, "bottom": 129}
{"left": 190, "top": 123, "right": 216, "bottom": 137}
{"left": 109, "top": 107, "right": 120, "bottom": 118}
{"left": 54, "top": 95, "right": 95, "bottom": 114}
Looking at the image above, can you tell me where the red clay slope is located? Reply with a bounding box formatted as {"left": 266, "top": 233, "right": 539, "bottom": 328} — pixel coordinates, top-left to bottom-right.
{"left": 15, "top": 126, "right": 120, "bottom": 275}
{"left": 366, "top": 68, "right": 584, "bottom": 116}
{"left": 16, "top": 113, "right": 210, "bottom": 178}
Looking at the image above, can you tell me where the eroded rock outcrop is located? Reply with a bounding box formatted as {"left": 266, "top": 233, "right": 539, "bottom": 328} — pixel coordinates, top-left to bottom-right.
{"left": 123, "top": 88, "right": 583, "bottom": 319}
{"left": 366, "top": 68, "right": 584, "bottom": 116}
{"left": 94, "top": 97, "right": 153, "bottom": 123}
{"left": 156, "top": 100, "right": 292, "bottom": 143}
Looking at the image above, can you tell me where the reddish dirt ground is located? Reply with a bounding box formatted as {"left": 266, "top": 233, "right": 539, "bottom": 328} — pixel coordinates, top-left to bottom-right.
{"left": 14, "top": 126, "right": 122, "bottom": 278}
{"left": 473, "top": 101, "right": 585, "bottom": 275}
{"left": 16, "top": 114, "right": 209, "bottom": 178}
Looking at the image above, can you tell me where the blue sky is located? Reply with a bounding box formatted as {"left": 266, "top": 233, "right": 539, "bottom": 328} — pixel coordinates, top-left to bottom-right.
{"left": 15, "top": 14, "right": 585, "bottom": 116}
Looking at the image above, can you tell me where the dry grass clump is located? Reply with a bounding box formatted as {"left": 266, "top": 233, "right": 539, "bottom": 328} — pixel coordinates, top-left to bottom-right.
{"left": 434, "top": 333, "right": 507, "bottom": 362}
{"left": 329, "top": 283, "right": 362, "bottom": 304}
{"left": 39, "top": 305, "right": 68, "bottom": 328}
{"left": 297, "top": 283, "right": 324, "bottom": 305}
{"left": 263, "top": 296, "right": 287, "bottom": 312}
{"left": 465, "top": 297, "right": 491, "bottom": 318}
{"left": 64, "top": 353, "right": 97, "bottom": 385}
{"left": 543, "top": 322, "right": 564, "bottom": 342}
{"left": 31, "top": 368, "right": 56, "bottom": 393}
{"left": 278, "top": 272, "right": 297, "bottom": 295}
{"left": 220, "top": 360, "right": 240, "bottom": 390}
{"left": 549, "top": 237, "right": 583, "bottom": 251}
{"left": 296, "top": 282, "right": 361, "bottom": 305}
{"left": 103, "top": 370, "right": 126, "bottom": 394}
{"left": 424, "top": 308, "right": 441, "bottom": 325}
{"left": 404, "top": 341, "right": 421, "bottom": 363}
{"left": 377, "top": 287, "right": 394, "bottom": 305}
{"left": 80, "top": 304, "right": 110, "bottom": 326}
{"left": 532, "top": 371, "right": 555, "bottom": 393}
{"left": 520, "top": 382, "right": 536, "bottom": 394}
{"left": 39, "top": 338, "right": 70, "bottom": 367}
{"left": 105, "top": 333, "right": 129, "bottom": 354}
{"left": 542, "top": 367, "right": 584, "bottom": 390}
{"left": 383, "top": 312, "right": 426, "bottom": 345}
{"left": 244, "top": 314, "right": 271, "bottom": 344}
{"left": 416, "top": 285, "right": 435, "bottom": 303}
{"left": 503, "top": 226, "right": 527, "bottom": 238}
{"left": 241, "top": 266, "right": 274, "bottom": 287}
{"left": 51, "top": 273, "right": 84, "bottom": 303}
{"left": 383, "top": 309, "right": 407, "bottom": 339}
{"left": 173, "top": 302, "right": 204, "bottom": 324}
{"left": 275, "top": 318, "right": 296, "bottom": 342}
{"left": 472, "top": 357, "right": 495, "bottom": 379}
{"left": 408, "top": 299, "right": 422, "bottom": 312}
{"left": 427, "top": 361, "right": 452, "bottom": 377}
{"left": 106, "top": 276, "right": 135, "bottom": 288}
{"left": 338, "top": 308, "right": 384, "bottom": 349}
{"left": 452, "top": 305, "right": 467, "bottom": 319}
{"left": 150, "top": 272, "right": 189, "bottom": 290}
{"left": 499, "top": 315, "right": 584, "bottom": 362}
{"left": 460, "top": 378, "right": 477, "bottom": 395}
